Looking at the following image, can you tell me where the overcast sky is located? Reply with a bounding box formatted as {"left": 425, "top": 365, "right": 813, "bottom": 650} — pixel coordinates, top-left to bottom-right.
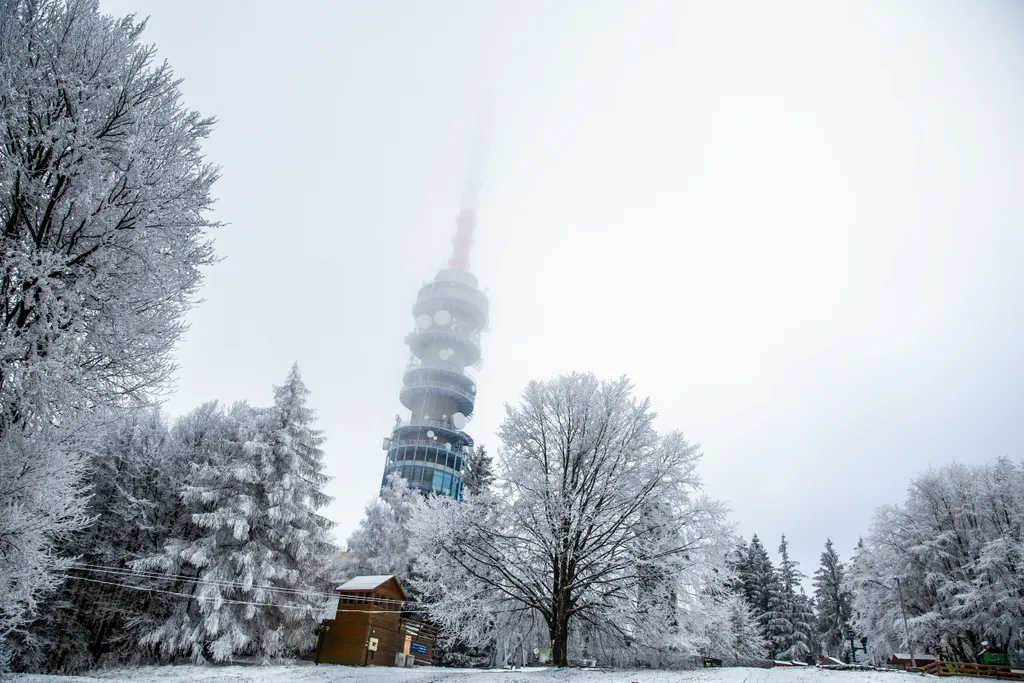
{"left": 99, "top": 0, "right": 1024, "bottom": 577}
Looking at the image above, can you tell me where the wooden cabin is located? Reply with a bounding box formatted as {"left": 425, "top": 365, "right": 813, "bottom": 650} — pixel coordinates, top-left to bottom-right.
{"left": 315, "top": 574, "right": 437, "bottom": 667}
{"left": 887, "top": 653, "right": 937, "bottom": 670}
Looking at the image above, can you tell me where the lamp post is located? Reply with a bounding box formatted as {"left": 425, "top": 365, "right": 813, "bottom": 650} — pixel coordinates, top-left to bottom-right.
{"left": 895, "top": 578, "right": 917, "bottom": 669}
{"left": 847, "top": 631, "right": 869, "bottom": 664}
{"left": 863, "top": 577, "right": 916, "bottom": 668}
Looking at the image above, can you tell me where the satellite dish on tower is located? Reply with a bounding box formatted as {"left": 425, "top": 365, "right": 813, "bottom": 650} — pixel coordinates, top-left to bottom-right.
{"left": 451, "top": 413, "right": 467, "bottom": 429}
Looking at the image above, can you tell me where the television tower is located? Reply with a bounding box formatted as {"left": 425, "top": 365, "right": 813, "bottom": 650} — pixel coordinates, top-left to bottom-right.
{"left": 380, "top": 111, "right": 490, "bottom": 498}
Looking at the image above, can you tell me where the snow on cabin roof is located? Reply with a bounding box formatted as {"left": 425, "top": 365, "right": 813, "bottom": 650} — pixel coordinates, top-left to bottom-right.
{"left": 336, "top": 575, "right": 395, "bottom": 591}
{"left": 891, "top": 654, "right": 936, "bottom": 661}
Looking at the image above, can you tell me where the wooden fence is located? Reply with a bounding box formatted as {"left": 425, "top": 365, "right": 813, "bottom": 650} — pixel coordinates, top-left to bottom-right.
{"left": 922, "top": 660, "right": 1024, "bottom": 681}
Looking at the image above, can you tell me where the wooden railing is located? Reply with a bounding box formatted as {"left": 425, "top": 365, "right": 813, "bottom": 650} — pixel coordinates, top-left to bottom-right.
{"left": 922, "top": 660, "right": 1024, "bottom": 681}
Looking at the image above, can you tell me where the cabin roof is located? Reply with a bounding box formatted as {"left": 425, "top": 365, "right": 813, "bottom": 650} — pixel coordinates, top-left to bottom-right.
{"left": 336, "top": 574, "right": 398, "bottom": 591}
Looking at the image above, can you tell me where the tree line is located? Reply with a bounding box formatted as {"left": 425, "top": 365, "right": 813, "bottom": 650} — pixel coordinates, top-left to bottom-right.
{"left": 343, "top": 395, "right": 1024, "bottom": 668}
{"left": 10, "top": 367, "right": 335, "bottom": 672}
{"left": 729, "top": 457, "right": 1024, "bottom": 667}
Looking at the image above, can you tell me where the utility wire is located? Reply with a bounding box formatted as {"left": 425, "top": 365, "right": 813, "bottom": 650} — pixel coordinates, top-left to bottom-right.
{"left": 63, "top": 575, "right": 431, "bottom": 614}
{"left": 69, "top": 563, "right": 342, "bottom": 602}
{"left": 65, "top": 563, "right": 425, "bottom": 609}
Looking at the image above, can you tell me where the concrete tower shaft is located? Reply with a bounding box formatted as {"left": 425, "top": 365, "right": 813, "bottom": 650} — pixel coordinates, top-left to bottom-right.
{"left": 380, "top": 265, "right": 488, "bottom": 498}
{"left": 380, "top": 106, "right": 490, "bottom": 498}
{"left": 381, "top": 228, "right": 488, "bottom": 496}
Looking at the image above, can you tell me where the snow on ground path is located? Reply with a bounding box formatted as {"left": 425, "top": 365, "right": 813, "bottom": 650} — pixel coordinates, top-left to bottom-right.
{"left": 7, "top": 663, "right": 918, "bottom": 683}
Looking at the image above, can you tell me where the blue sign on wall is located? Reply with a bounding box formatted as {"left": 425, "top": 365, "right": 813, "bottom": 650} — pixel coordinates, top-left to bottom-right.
{"left": 410, "top": 642, "right": 428, "bottom": 655}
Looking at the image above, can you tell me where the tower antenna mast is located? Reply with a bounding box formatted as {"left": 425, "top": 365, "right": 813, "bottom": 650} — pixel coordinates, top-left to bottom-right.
{"left": 450, "top": 94, "right": 491, "bottom": 271}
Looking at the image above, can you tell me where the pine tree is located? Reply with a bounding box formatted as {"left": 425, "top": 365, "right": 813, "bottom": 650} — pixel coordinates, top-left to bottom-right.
{"left": 736, "top": 535, "right": 778, "bottom": 648}
{"left": 728, "top": 538, "right": 751, "bottom": 597}
{"left": 342, "top": 473, "right": 419, "bottom": 582}
{"left": 462, "top": 445, "right": 495, "bottom": 495}
{"left": 137, "top": 366, "right": 335, "bottom": 663}
{"left": 813, "top": 538, "right": 852, "bottom": 659}
{"left": 261, "top": 363, "right": 336, "bottom": 587}
{"left": 767, "top": 535, "right": 815, "bottom": 661}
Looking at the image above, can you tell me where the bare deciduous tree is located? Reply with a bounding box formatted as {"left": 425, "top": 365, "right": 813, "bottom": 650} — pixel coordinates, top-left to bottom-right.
{"left": 412, "top": 373, "right": 727, "bottom": 666}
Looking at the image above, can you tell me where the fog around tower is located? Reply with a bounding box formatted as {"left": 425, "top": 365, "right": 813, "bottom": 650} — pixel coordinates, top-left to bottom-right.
{"left": 95, "top": 0, "right": 1024, "bottom": 580}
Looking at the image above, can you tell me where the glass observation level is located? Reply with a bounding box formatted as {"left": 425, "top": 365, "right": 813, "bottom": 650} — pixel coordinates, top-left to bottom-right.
{"left": 381, "top": 267, "right": 488, "bottom": 498}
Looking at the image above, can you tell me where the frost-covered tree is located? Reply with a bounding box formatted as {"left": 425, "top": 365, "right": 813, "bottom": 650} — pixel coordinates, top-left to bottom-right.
{"left": 847, "top": 458, "right": 1024, "bottom": 665}
{"left": 15, "top": 409, "right": 186, "bottom": 673}
{"left": 461, "top": 445, "right": 494, "bottom": 496}
{"left": 409, "top": 374, "right": 729, "bottom": 667}
{"left": 767, "top": 535, "right": 815, "bottom": 662}
{"left": 732, "top": 534, "right": 778, "bottom": 647}
{"left": 0, "top": 0, "right": 217, "bottom": 661}
{"left": 662, "top": 529, "right": 768, "bottom": 664}
{"left": 341, "top": 473, "right": 419, "bottom": 582}
{"left": 0, "top": 419, "right": 90, "bottom": 668}
{"left": 813, "top": 538, "right": 852, "bottom": 659}
{"left": 259, "top": 364, "right": 335, "bottom": 582}
{"left": 137, "top": 367, "right": 335, "bottom": 663}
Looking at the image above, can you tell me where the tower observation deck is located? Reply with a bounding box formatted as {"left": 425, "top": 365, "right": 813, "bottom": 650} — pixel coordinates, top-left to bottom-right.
{"left": 380, "top": 207, "right": 489, "bottom": 498}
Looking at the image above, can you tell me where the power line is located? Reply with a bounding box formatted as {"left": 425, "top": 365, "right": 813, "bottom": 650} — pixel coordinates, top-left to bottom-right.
{"left": 65, "top": 563, "right": 427, "bottom": 610}
{"left": 63, "top": 575, "right": 430, "bottom": 614}
{"left": 69, "top": 563, "right": 339, "bottom": 601}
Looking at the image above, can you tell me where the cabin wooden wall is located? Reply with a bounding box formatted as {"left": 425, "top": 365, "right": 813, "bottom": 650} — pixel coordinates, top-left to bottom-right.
{"left": 318, "top": 581, "right": 409, "bottom": 666}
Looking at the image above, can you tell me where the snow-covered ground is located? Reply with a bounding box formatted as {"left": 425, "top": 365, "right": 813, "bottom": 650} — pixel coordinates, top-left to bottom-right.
{"left": 9, "top": 663, "right": 917, "bottom": 683}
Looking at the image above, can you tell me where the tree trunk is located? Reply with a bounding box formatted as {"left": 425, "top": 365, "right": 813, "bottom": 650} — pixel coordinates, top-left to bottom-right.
{"left": 549, "top": 593, "right": 572, "bottom": 666}
{"left": 549, "top": 621, "right": 568, "bottom": 667}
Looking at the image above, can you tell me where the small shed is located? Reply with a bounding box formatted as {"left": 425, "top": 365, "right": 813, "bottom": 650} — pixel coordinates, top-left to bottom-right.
{"left": 887, "top": 653, "right": 937, "bottom": 670}
{"left": 978, "top": 647, "right": 1008, "bottom": 665}
{"left": 315, "top": 575, "right": 436, "bottom": 667}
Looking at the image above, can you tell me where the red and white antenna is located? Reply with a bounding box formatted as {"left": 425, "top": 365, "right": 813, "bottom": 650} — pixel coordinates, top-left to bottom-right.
{"left": 449, "top": 95, "right": 491, "bottom": 271}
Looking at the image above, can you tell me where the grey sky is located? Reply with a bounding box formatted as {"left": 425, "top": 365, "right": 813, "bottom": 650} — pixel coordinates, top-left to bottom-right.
{"left": 99, "top": 0, "right": 1024, "bottom": 577}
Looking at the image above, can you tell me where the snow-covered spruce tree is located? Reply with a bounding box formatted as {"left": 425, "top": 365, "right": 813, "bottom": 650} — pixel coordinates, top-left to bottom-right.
{"left": 16, "top": 409, "right": 187, "bottom": 673}
{"left": 766, "top": 535, "right": 815, "bottom": 662}
{"left": 409, "top": 373, "right": 730, "bottom": 667}
{"left": 340, "top": 472, "right": 419, "bottom": 583}
{"left": 847, "top": 458, "right": 1024, "bottom": 665}
{"left": 813, "top": 538, "right": 852, "bottom": 659}
{"left": 461, "top": 445, "right": 495, "bottom": 496}
{"left": 733, "top": 534, "right": 778, "bottom": 649}
{"left": 0, "top": 0, "right": 217, "bottom": 662}
{"left": 682, "top": 545, "right": 769, "bottom": 664}
{"left": 137, "top": 367, "right": 335, "bottom": 663}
